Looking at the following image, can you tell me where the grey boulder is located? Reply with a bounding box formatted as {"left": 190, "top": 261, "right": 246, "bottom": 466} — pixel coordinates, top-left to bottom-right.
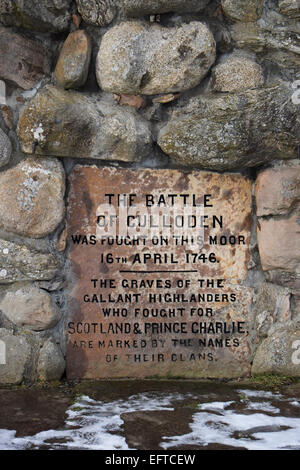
{"left": 158, "top": 85, "right": 299, "bottom": 170}
{"left": 0, "top": 329, "right": 32, "bottom": 384}
{"left": 0, "top": 285, "right": 61, "bottom": 332}
{"left": 0, "top": 0, "right": 72, "bottom": 32}
{"left": 122, "top": 0, "right": 210, "bottom": 16}
{"left": 37, "top": 340, "right": 65, "bottom": 381}
{"left": 0, "top": 239, "right": 61, "bottom": 284}
{"left": 0, "top": 128, "right": 11, "bottom": 168}
{"left": 252, "top": 324, "right": 300, "bottom": 377}
{"left": 18, "top": 85, "right": 152, "bottom": 162}
{"left": 96, "top": 21, "right": 216, "bottom": 95}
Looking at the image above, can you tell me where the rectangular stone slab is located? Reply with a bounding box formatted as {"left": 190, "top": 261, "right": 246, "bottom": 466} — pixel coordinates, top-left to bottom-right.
{"left": 66, "top": 167, "right": 253, "bottom": 379}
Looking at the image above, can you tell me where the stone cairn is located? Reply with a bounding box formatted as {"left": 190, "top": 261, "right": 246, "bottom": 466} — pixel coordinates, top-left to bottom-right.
{"left": 0, "top": 0, "right": 299, "bottom": 384}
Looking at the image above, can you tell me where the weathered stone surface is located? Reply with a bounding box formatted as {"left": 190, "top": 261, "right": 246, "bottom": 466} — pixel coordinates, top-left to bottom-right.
{"left": 255, "top": 166, "right": 300, "bottom": 217}
{"left": 252, "top": 325, "right": 300, "bottom": 376}
{"left": 96, "top": 21, "right": 216, "bottom": 95}
{"left": 0, "top": 158, "right": 65, "bottom": 238}
{"left": 18, "top": 86, "right": 151, "bottom": 162}
{"left": 221, "top": 0, "right": 265, "bottom": 22}
{"left": 76, "top": 0, "right": 116, "bottom": 26}
{"left": 76, "top": 0, "right": 210, "bottom": 24}
{"left": 67, "top": 167, "right": 253, "bottom": 379}
{"left": 0, "top": 128, "right": 11, "bottom": 167}
{"left": 0, "top": 239, "right": 60, "bottom": 284}
{"left": 266, "top": 270, "right": 300, "bottom": 294}
{"left": 0, "top": 329, "right": 32, "bottom": 384}
{"left": 254, "top": 282, "right": 291, "bottom": 338}
{"left": 212, "top": 55, "right": 264, "bottom": 92}
{"left": 0, "top": 285, "right": 61, "bottom": 332}
{"left": 37, "top": 340, "right": 65, "bottom": 381}
{"left": 0, "top": 0, "right": 72, "bottom": 32}
{"left": 257, "top": 215, "right": 300, "bottom": 291}
{"left": 0, "top": 28, "right": 50, "bottom": 90}
{"left": 279, "top": 0, "right": 300, "bottom": 18}
{"left": 230, "top": 16, "right": 300, "bottom": 68}
{"left": 1, "top": 105, "right": 13, "bottom": 130}
{"left": 158, "top": 86, "right": 299, "bottom": 170}
{"left": 55, "top": 30, "right": 92, "bottom": 90}
{"left": 122, "top": 0, "right": 210, "bottom": 16}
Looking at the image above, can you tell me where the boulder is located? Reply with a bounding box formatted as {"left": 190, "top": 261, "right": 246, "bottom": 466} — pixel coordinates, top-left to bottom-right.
{"left": 0, "top": 328, "right": 32, "bottom": 384}
{"left": 37, "top": 340, "right": 65, "bottom": 381}
{"left": 279, "top": 0, "right": 300, "bottom": 18}
{"left": 0, "top": 128, "right": 11, "bottom": 168}
{"left": 122, "top": 0, "right": 210, "bottom": 16}
{"left": 96, "top": 21, "right": 216, "bottom": 95}
{"left": 255, "top": 166, "right": 300, "bottom": 217}
{"left": 212, "top": 55, "right": 264, "bottom": 92}
{"left": 230, "top": 16, "right": 300, "bottom": 68}
{"left": 55, "top": 30, "right": 92, "bottom": 89}
{"left": 75, "top": 0, "right": 210, "bottom": 25}
{"left": 0, "top": 285, "right": 61, "bottom": 332}
{"left": 76, "top": 0, "right": 116, "bottom": 26}
{"left": 221, "top": 0, "right": 265, "bottom": 22}
{"left": 0, "top": 0, "right": 72, "bottom": 33}
{"left": 158, "top": 85, "right": 299, "bottom": 170}
{"left": 0, "top": 158, "right": 65, "bottom": 238}
{"left": 252, "top": 325, "right": 300, "bottom": 377}
{"left": 18, "top": 85, "right": 152, "bottom": 162}
{"left": 1, "top": 105, "right": 13, "bottom": 130}
{"left": 257, "top": 215, "right": 300, "bottom": 292}
{"left": 0, "top": 28, "right": 50, "bottom": 90}
{"left": 254, "top": 282, "right": 291, "bottom": 338}
{"left": 0, "top": 239, "right": 60, "bottom": 284}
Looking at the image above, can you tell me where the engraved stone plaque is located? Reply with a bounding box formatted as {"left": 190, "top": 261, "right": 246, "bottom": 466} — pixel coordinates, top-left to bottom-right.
{"left": 66, "top": 167, "right": 253, "bottom": 379}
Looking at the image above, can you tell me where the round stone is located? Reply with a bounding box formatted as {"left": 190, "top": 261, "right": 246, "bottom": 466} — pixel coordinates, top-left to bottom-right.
{"left": 221, "top": 0, "right": 265, "bottom": 22}
{"left": 76, "top": 0, "right": 116, "bottom": 26}
{"left": 0, "top": 0, "right": 72, "bottom": 32}
{"left": 55, "top": 30, "right": 92, "bottom": 89}
{"left": 0, "top": 329, "right": 32, "bottom": 385}
{"left": 0, "top": 285, "right": 62, "bottom": 332}
{"left": 0, "top": 128, "right": 11, "bottom": 168}
{"left": 0, "top": 157, "right": 65, "bottom": 238}
{"left": 37, "top": 340, "right": 65, "bottom": 381}
{"left": 212, "top": 55, "right": 264, "bottom": 93}
{"left": 96, "top": 21, "right": 216, "bottom": 95}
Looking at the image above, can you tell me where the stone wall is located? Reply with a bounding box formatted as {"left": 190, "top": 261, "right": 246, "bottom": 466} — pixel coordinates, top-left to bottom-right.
{"left": 0, "top": 0, "right": 299, "bottom": 384}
